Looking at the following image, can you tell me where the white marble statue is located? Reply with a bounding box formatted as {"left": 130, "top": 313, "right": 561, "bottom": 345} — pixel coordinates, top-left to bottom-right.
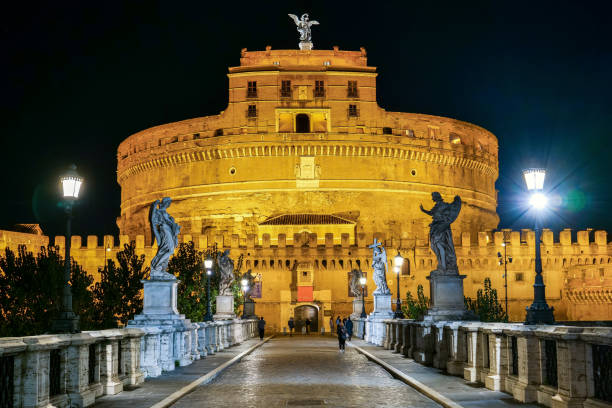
{"left": 369, "top": 238, "right": 390, "bottom": 295}
{"left": 149, "top": 197, "right": 180, "bottom": 280}
{"left": 217, "top": 249, "right": 235, "bottom": 296}
{"left": 288, "top": 13, "right": 319, "bottom": 43}
{"left": 420, "top": 192, "right": 462, "bottom": 274}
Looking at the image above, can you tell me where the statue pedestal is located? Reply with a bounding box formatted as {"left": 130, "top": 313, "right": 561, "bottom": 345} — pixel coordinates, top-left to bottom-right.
{"left": 214, "top": 295, "right": 235, "bottom": 319}
{"left": 424, "top": 272, "right": 477, "bottom": 322}
{"left": 351, "top": 299, "right": 364, "bottom": 319}
{"left": 128, "top": 279, "right": 193, "bottom": 375}
{"left": 242, "top": 299, "right": 257, "bottom": 319}
{"left": 299, "top": 41, "right": 313, "bottom": 50}
{"left": 369, "top": 294, "right": 394, "bottom": 320}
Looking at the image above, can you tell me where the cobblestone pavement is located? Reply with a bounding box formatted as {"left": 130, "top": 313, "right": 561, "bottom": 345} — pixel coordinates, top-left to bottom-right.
{"left": 93, "top": 339, "right": 262, "bottom": 408}
{"left": 173, "top": 335, "right": 442, "bottom": 408}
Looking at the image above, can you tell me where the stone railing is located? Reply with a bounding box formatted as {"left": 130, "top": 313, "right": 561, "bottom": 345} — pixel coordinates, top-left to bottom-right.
{"left": 0, "top": 319, "right": 258, "bottom": 408}
{"left": 354, "top": 318, "right": 612, "bottom": 408}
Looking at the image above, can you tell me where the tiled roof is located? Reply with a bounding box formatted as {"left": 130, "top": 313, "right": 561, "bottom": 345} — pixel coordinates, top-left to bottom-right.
{"left": 259, "top": 214, "right": 354, "bottom": 226}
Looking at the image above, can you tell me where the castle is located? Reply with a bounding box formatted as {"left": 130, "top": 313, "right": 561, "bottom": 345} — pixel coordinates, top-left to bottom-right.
{"left": 2, "top": 46, "right": 611, "bottom": 331}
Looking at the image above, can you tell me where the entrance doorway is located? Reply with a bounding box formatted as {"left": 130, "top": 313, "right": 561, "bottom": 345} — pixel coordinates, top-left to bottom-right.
{"left": 294, "top": 305, "right": 318, "bottom": 333}
{"left": 295, "top": 113, "right": 310, "bottom": 133}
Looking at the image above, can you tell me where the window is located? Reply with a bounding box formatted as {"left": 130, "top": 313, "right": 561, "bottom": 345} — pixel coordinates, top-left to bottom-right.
{"left": 247, "top": 104, "right": 257, "bottom": 118}
{"left": 295, "top": 113, "right": 310, "bottom": 133}
{"left": 348, "top": 80, "right": 358, "bottom": 97}
{"left": 515, "top": 272, "right": 524, "bottom": 282}
{"left": 401, "top": 259, "right": 410, "bottom": 276}
{"left": 348, "top": 104, "right": 359, "bottom": 117}
{"left": 214, "top": 129, "right": 223, "bottom": 136}
{"left": 314, "top": 80, "right": 325, "bottom": 97}
{"left": 383, "top": 127, "right": 392, "bottom": 135}
{"left": 247, "top": 81, "right": 257, "bottom": 98}
{"left": 281, "top": 80, "right": 291, "bottom": 98}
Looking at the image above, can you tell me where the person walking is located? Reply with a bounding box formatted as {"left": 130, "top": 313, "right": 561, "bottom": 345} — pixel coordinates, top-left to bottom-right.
{"left": 288, "top": 317, "right": 295, "bottom": 337}
{"left": 305, "top": 318, "right": 311, "bottom": 334}
{"left": 337, "top": 321, "right": 347, "bottom": 352}
{"left": 329, "top": 316, "right": 334, "bottom": 336}
{"left": 345, "top": 317, "right": 354, "bottom": 341}
{"left": 335, "top": 315, "right": 341, "bottom": 328}
{"left": 258, "top": 316, "right": 266, "bottom": 340}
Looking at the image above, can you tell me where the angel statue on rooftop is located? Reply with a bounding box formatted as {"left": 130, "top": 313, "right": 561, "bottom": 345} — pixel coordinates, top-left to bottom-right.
{"left": 420, "top": 192, "right": 462, "bottom": 274}
{"left": 369, "top": 238, "right": 390, "bottom": 295}
{"left": 149, "top": 197, "right": 181, "bottom": 280}
{"left": 288, "top": 13, "right": 319, "bottom": 45}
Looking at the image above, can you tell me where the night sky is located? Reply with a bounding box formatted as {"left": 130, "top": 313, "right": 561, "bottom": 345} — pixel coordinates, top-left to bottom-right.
{"left": 1, "top": 1, "right": 611, "bottom": 240}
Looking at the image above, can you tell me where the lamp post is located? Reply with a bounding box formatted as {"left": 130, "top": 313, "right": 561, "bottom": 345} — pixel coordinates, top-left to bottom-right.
{"left": 359, "top": 276, "right": 367, "bottom": 318}
{"left": 393, "top": 251, "right": 404, "bottom": 319}
{"left": 203, "top": 256, "right": 214, "bottom": 322}
{"left": 241, "top": 278, "right": 249, "bottom": 319}
{"left": 497, "top": 241, "right": 512, "bottom": 320}
{"left": 51, "top": 164, "right": 83, "bottom": 333}
{"left": 523, "top": 168, "right": 555, "bottom": 325}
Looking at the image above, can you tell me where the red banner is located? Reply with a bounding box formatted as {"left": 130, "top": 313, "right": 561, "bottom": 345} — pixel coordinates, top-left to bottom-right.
{"left": 297, "top": 286, "right": 313, "bottom": 302}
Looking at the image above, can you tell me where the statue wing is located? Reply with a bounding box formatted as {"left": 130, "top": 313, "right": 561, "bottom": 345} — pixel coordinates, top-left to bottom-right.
{"left": 149, "top": 200, "right": 161, "bottom": 245}
{"left": 309, "top": 20, "right": 320, "bottom": 26}
{"left": 449, "top": 195, "right": 462, "bottom": 223}
{"left": 288, "top": 14, "right": 300, "bottom": 26}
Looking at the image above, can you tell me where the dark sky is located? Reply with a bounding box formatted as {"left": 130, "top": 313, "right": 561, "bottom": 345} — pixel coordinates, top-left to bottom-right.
{"left": 1, "top": 1, "right": 611, "bottom": 239}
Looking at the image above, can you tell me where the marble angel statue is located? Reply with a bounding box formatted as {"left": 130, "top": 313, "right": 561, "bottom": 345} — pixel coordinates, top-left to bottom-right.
{"left": 149, "top": 197, "right": 181, "bottom": 280}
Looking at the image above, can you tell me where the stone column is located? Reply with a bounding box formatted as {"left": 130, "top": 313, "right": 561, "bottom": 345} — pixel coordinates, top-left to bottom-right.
{"left": 505, "top": 327, "right": 540, "bottom": 403}
{"left": 97, "top": 330, "right": 123, "bottom": 395}
{"left": 123, "top": 329, "right": 145, "bottom": 386}
{"left": 62, "top": 333, "right": 98, "bottom": 407}
{"left": 462, "top": 323, "right": 481, "bottom": 383}
{"left": 550, "top": 327, "right": 587, "bottom": 408}
{"left": 394, "top": 321, "right": 405, "bottom": 353}
{"left": 445, "top": 322, "right": 465, "bottom": 376}
{"left": 483, "top": 326, "right": 508, "bottom": 392}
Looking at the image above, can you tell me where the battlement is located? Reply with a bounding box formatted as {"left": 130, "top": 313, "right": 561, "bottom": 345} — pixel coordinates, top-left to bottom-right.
{"left": 49, "top": 228, "right": 610, "bottom": 253}
{"left": 231, "top": 46, "right": 371, "bottom": 72}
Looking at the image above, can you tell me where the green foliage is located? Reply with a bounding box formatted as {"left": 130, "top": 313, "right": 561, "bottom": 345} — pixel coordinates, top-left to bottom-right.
{"left": 168, "top": 241, "right": 207, "bottom": 321}
{"left": 0, "top": 245, "right": 94, "bottom": 336}
{"left": 401, "top": 284, "right": 430, "bottom": 320}
{"left": 464, "top": 277, "right": 507, "bottom": 322}
{"left": 91, "top": 242, "right": 149, "bottom": 328}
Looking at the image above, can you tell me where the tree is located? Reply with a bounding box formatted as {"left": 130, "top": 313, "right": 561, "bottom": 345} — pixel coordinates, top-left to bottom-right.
{"left": 464, "top": 277, "right": 507, "bottom": 322}
{"left": 401, "top": 284, "right": 430, "bottom": 320}
{"left": 92, "top": 242, "right": 149, "bottom": 328}
{"left": 0, "top": 245, "right": 94, "bottom": 336}
{"left": 167, "top": 241, "right": 207, "bottom": 321}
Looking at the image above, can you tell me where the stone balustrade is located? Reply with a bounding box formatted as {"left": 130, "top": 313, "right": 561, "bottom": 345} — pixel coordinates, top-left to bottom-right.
{"left": 354, "top": 318, "right": 612, "bottom": 408}
{"left": 0, "top": 319, "right": 258, "bottom": 407}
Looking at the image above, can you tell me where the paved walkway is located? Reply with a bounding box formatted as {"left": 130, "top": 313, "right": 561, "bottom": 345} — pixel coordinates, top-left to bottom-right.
{"left": 350, "top": 339, "right": 541, "bottom": 408}
{"left": 173, "top": 335, "right": 442, "bottom": 408}
{"left": 93, "top": 338, "right": 263, "bottom": 408}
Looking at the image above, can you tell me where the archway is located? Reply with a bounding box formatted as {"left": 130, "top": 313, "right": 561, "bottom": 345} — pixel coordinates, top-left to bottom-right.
{"left": 295, "top": 113, "right": 310, "bottom": 133}
{"left": 294, "top": 305, "right": 318, "bottom": 332}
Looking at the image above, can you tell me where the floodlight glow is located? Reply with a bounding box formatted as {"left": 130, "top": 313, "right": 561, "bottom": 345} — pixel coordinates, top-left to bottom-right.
{"left": 61, "top": 164, "right": 83, "bottom": 199}
{"left": 359, "top": 277, "right": 366, "bottom": 285}
{"left": 523, "top": 168, "right": 546, "bottom": 191}
{"left": 394, "top": 251, "right": 404, "bottom": 267}
{"left": 393, "top": 265, "right": 400, "bottom": 274}
{"left": 529, "top": 192, "right": 548, "bottom": 209}
{"left": 241, "top": 278, "right": 248, "bottom": 286}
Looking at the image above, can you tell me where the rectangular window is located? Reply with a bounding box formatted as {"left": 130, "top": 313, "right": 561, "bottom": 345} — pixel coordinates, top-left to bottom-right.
{"left": 247, "top": 81, "right": 257, "bottom": 98}
{"left": 314, "top": 80, "right": 325, "bottom": 97}
{"left": 515, "top": 273, "right": 524, "bottom": 282}
{"left": 347, "top": 80, "right": 358, "bottom": 97}
{"left": 247, "top": 105, "right": 257, "bottom": 118}
{"left": 348, "top": 104, "right": 359, "bottom": 117}
{"left": 280, "top": 80, "right": 291, "bottom": 98}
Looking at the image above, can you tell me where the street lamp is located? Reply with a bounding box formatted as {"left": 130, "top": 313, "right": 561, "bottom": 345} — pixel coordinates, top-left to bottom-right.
{"left": 393, "top": 251, "right": 404, "bottom": 319}
{"left": 359, "top": 276, "right": 367, "bottom": 318}
{"left": 497, "top": 241, "right": 512, "bottom": 320}
{"left": 203, "top": 256, "right": 214, "bottom": 322}
{"left": 51, "top": 164, "right": 83, "bottom": 333}
{"left": 523, "top": 168, "right": 555, "bottom": 325}
{"left": 241, "top": 278, "right": 249, "bottom": 319}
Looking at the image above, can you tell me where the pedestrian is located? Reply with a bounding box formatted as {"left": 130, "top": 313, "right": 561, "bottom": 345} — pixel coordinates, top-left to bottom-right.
{"left": 288, "top": 317, "right": 295, "bottom": 337}
{"left": 305, "top": 318, "right": 311, "bottom": 334}
{"left": 337, "top": 321, "right": 347, "bottom": 352}
{"left": 345, "top": 317, "right": 354, "bottom": 341}
{"left": 258, "top": 316, "right": 266, "bottom": 340}
{"left": 329, "top": 316, "right": 334, "bottom": 336}
{"left": 335, "top": 315, "right": 341, "bottom": 327}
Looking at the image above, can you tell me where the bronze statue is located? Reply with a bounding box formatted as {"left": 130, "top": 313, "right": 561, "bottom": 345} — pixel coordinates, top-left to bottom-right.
{"left": 288, "top": 13, "right": 319, "bottom": 43}
{"left": 420, "top": 192, "right": 462, "bottom": 274}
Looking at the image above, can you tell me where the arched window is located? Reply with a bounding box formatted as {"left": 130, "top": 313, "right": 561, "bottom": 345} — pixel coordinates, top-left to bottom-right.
{"left": 401, "top": 258, "right": 410, "bottom": 275}
{"left": 296, "top": 113, "right": 310, "bottom": 133}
